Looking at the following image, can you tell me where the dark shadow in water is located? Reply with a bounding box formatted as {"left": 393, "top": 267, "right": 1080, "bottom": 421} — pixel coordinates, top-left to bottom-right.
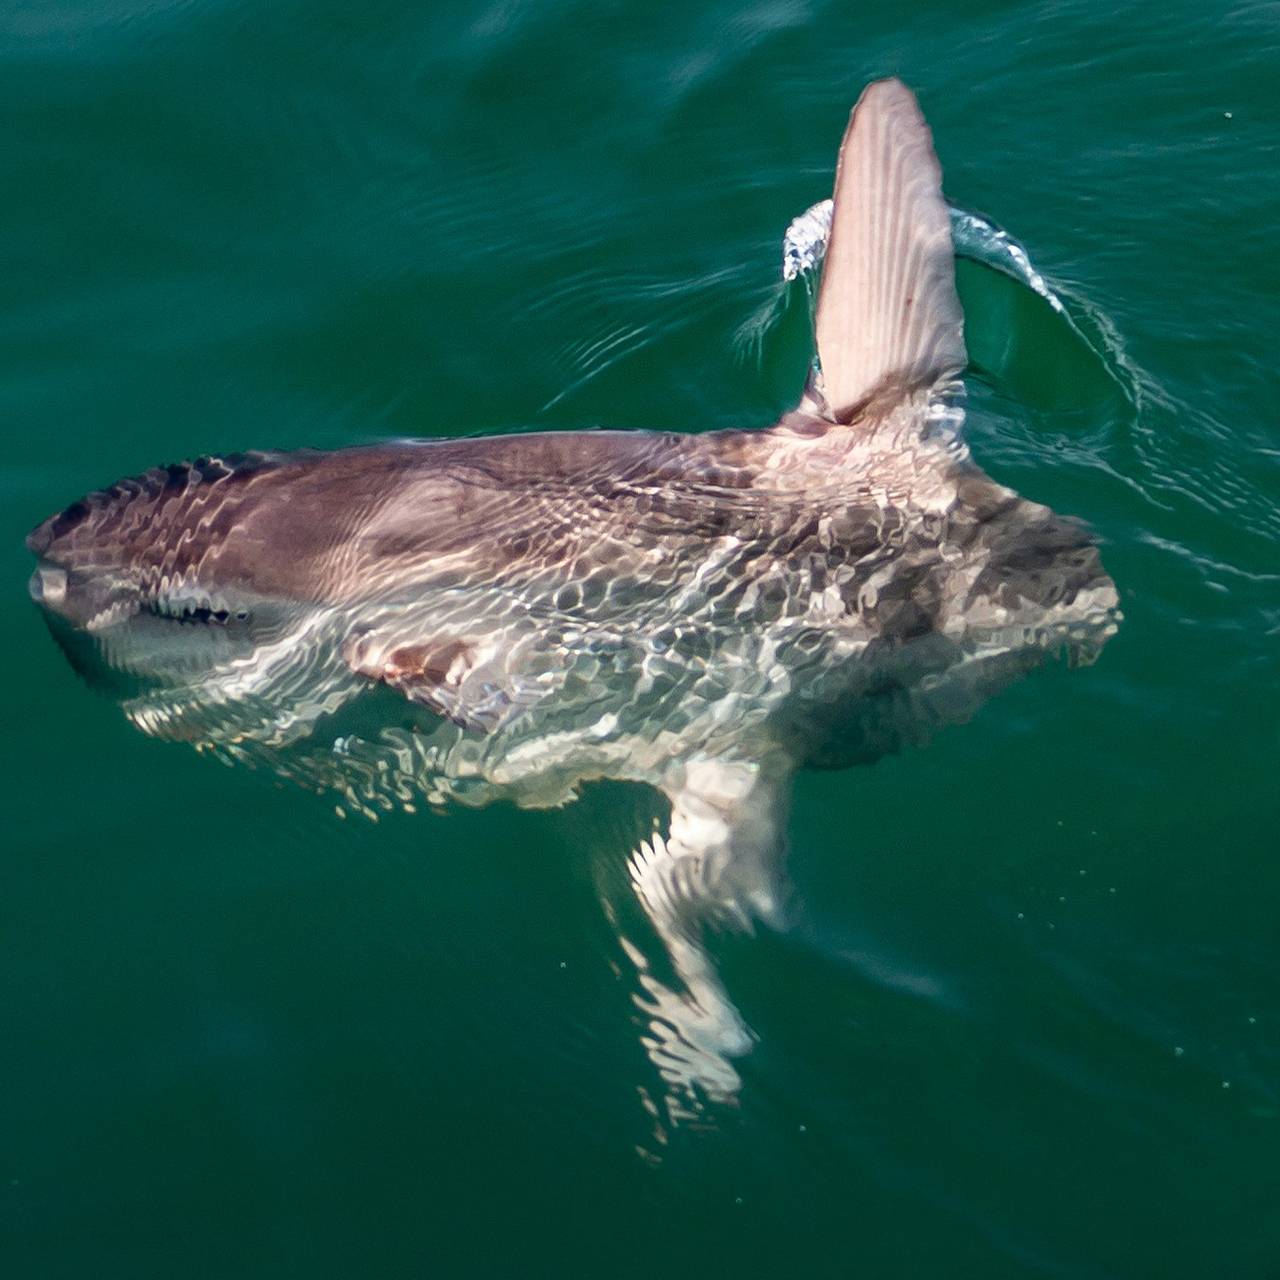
{"left": 957, "top": 257, "right": 1134, "bottom": 426}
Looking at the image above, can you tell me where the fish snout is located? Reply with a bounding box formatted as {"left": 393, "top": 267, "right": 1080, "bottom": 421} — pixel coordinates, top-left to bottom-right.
{"left": 29, "top": 564, "right": 67, "bottom": 609}
{"left": 28, "top": 559, "right": 141, "bottom": 631}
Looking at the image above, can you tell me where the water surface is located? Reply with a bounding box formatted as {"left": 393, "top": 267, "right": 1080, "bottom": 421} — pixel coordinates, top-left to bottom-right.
{"left": 3, "top": 1, "right": 1278, "bottom": 1276}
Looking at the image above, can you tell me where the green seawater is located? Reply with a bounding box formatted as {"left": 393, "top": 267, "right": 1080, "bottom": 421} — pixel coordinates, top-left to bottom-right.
{"left": 3, "top": 2, "right": 1278, "bottom": 1276}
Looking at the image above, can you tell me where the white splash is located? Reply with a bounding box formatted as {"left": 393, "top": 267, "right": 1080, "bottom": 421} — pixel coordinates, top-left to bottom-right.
{"left": 783, "top": 197, "right": 1066, "bottom": 315}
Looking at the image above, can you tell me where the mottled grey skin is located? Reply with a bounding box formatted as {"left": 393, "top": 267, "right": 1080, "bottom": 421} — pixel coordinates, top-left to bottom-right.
{"left": 27, "top": 398, "right": 1113, "bottom": 774}
{"left": 25, "top": 80, "right": 1119, "bottom": 1104}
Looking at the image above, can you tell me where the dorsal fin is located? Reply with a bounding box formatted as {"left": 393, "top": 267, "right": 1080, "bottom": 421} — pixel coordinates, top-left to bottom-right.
{"left": 812, "top": 79, "right": 966, "bottom": 421}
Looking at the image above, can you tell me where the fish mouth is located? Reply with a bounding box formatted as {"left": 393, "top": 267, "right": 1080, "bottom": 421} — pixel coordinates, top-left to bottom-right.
{"left": 28, "top": 564, "right": 67, "bottom": 609}
{"left": 29, "top": 557, "right": 267, "bottom": 695}
{"left": 28, "top": 561, "right": 141, "bottom": 632}
{"left": 29, "top": 558, "right": 252, "bottom": 633}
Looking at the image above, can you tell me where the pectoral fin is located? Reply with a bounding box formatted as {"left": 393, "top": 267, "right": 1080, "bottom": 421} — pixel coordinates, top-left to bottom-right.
{"left": 343, "top": 629, "right": 539, "bottom": 734}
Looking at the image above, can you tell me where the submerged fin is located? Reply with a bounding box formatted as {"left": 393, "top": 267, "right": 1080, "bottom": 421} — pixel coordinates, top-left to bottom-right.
{"left": 812, "top": 78, "right": 966, "bottom": 421}
{"left": 621, "top": 758, "right": 792, "bottom": 1102}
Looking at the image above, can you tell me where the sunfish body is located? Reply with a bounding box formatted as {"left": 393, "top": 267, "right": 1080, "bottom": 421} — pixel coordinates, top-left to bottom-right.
{"left": 27, "top": 82, "right": 1118, "bottom": 1098}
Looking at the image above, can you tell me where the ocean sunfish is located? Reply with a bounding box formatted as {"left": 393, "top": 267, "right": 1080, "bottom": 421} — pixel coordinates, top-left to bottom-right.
{"left": 26, "top": 80, "right": 1119, "bottom": 1101}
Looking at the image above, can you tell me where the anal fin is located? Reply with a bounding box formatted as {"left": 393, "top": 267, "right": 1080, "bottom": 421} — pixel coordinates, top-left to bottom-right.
{"left": 622, "top": 757, "right": 794, "bottom": 1102}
